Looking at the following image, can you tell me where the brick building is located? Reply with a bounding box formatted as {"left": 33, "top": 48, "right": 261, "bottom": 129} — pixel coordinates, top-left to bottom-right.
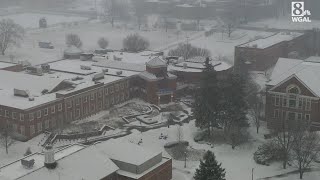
{"left": 0, "top": 53, "right": 176, "bottom": 140}
{"left": 235, "top": 32, "right": 307, "bottom": 72}
{"left": 138, "top": 57, "right": 177, "bottom": 104}
{"left": 0, "top": 139, "right": 172, "bottom": 180}
{"left": 266, "top": 57, "right": 320, "bottom": 131}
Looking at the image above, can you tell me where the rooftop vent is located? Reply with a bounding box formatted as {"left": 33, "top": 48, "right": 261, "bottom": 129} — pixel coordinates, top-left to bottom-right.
{"left": 252, "top": 44, "right": 258, "bottom": 48}
{"left": 14, "top": 89, "right": 29, "bottom": 97}
{"left": 29, "top": 97, "right": 35, "bottom": 101}
{"left": 72, "top": 76, "right": 84, "bottom": 81}
{"left": 21, "top": 159, "right": 35, "bottom": 169}
{"left": 103, "top": 68, "right": 109, "bottom": 73}
{"left": 80, "top": 65, "right": 91, "bottom": 70}
{"left": 92, "top": 72, "right": 104, "bottom": 81}
{"left": 116, "top": 71, "right": 123, "bottom": 75}
{"left": 44, "top": 145, "right": 57, "bottom": 169}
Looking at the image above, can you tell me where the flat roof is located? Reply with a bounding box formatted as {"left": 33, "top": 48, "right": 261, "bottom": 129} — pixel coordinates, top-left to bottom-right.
{"left": 0, "top": 144, "right": 85, "bottom": 180}
{"left": 238, "top": 32, "right": 303, "bottom": 49}
{"left": 93, "top": 139, "right": 162, "bottom": 166}
{"left": 169, "top": 61, "right": 231, "bottom": 72}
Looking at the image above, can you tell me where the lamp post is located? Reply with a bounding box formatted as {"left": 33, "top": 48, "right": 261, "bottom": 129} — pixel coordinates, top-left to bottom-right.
{"left": 252, "top": 168, "right": 254, "bottom": 180}
{"left": 184, "top": 151, "right": 187, "bottom": 168}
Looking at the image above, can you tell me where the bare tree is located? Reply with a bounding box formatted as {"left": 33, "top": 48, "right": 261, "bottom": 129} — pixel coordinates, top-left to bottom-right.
{"left": 246, "top": 76, "right": 262, "bottom": 134}
{"left": 291, "top": 120, "right": 320, "bottom": 179}
{"left": 0, "top": 19, "right": 24, "bottom": 55}
{"left": 273, "top": 119, "right": 295, "bottom": 169}
{"left": 168, "top": 43, "right": 210, "bottom": 60}
{"left": 102, "top": 0, "right": 130, "bottom": 27}
{"left": 66, "top": 33, "right": 82, "bottom": 48}
{"left": 98, "top": 37, "right": 109, "bottom": 49}
{"left": 123, "top": 33, "right": 149, "bottom": 52}
{"left": 0, "top": 125, "right": 13, "bottom": 154}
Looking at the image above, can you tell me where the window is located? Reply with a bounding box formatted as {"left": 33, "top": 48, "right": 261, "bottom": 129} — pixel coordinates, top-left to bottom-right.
{"left": 116, "top": 94, "right": 120, "bottom": 103}
{"left": 305, "top": 114, "right": 310, "bottom": 121}
{"left": 20, "top": 114, "right": 24, "bottom": 121}
{"left": 37, "top": 122, "right": 42, "bottom": 133}
{"left": 13, "top": 124, "right": 17, "bottom": 132}
{"left": 20, "top": 126, "right": 25, "bottom": 136}
{"left": 297, "top": 113, "right": 302, "bottom": 121}
{"left": 289, "top": 95, "right": 297, "bottom": 108}
{"left": 51, "top": 119, "right": 56, "bottom": 128}
{"left": 75, "top": 98, "right": 80, "bottom": 105}
{"left": 98, "top": 101, "right": 102, "bottom": 109}
{"left": 58, "top": 103, "right": 62, "bottom": 111}
{"left": 30, "top": 125, "right": 35, "bottom": 135}
{"left": 288, "top": 112, "right": 296, "bottom": 121}
{"left": 51, "top": 106, "right": 55, "bottom": 113}
{"left": 282, "top": 96, "right": 287, "bottom": 107}
{"left": 5, "top": 110, "right": 9, "bottom": 118}
{"left": 282, "top": 111, "right": 286, "bottom": 120}
{"left": 76, "top": 109, "right": 80, "bottom": 118}
{"left": 84, "top": 96, "right": 88, "bottom": 103}
{"left": 274, "top": 95, "right": 280, "bottom": 106}
{"left": 37, "top": 110, "right": 41, "bottom": 118}
{"left": 126, "top": 80, "right": 129, "bottom": 88}
{"left": 67, "top": 101, "right": 72, "bottom": 108}
{"left": 12, "top": 112, "right": 17, "bottom": 120}
{"left": 115, "top": 84, "right": 119, "bottom": 91}
{"left": 110, "top": 86, "right": 114, "bottom": 93}
{"left": 44, "top": 108, "right": 48, "bottom": 116}
{"left": 306, "top": 99, "right": 311, "bottom": 111}
{"left": 273, "top": 109, "right": 279, "bottom": 118}
{"left": 105, "top": 88, "right": 108, "bottom": 95}
{"left": 111, "top": 96, "right": 114, "bottom": 104}
{"left": 120, "top": 83, "right": 124, "bottom": 90}
{"left": 298, "top": 98, "right": 303, "bottom": 109}
{"left": 98, "top": 92, "right": 102, "bottom": 98}
{"left": 45, "top": 120, "right": 49, "bottom": 129}
{"left": 29, "top": 113, "right": 34, "bottom": 121}
{"left": 91, "top": 104, "right": 95, "bottom": 112}
{"left": 0, "top": 109, "right": 3, "bottom": 116}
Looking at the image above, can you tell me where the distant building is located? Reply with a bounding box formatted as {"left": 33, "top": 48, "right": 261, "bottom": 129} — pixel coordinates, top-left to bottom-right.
{"left": 235, "top": 32, "right": 307, "bottom": 72}
{"left": 0, "top": 139, "right": 172, "bottom": 180}
{"left": 168, "top": 56, "right": 232, "bottom": 85}
{"left": 266, "top": 57, "right": 320, "bottom": 131}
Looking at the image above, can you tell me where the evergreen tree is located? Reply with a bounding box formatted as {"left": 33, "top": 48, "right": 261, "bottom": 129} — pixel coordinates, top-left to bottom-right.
{"left": 194, "top": 151, "right": 226, "bottom": 180}
{"left": 221, "top": 73, "right": 248, "bottom": 148}
{"left": 193, "top": 57, "right": 222, "bottom": 136}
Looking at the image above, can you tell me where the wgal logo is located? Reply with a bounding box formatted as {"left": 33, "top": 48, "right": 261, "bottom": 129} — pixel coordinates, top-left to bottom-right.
{"left": 291, "top": 2, "right": 311, "bottom": 22}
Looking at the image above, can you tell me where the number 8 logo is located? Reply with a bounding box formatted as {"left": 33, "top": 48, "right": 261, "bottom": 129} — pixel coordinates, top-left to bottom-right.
{"left": 292, "top": 2, "right": 303, "bottom": 16}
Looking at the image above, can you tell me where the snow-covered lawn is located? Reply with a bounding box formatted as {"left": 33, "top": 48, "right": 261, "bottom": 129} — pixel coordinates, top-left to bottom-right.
{"left": 244, "top": 16, "right": 320, "bottom": 31}
{"left": 0, "top": 13, "right": 88, "bottom": 29}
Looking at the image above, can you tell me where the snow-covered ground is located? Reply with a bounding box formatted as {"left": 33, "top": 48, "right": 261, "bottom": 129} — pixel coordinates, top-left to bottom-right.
{"left": 0, "top": 13, "right": 88, "bottom": 29}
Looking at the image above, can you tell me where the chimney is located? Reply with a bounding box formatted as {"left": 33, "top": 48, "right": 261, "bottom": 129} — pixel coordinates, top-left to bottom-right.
{"left": 44, "top": 145, "right": 57, "bottom": 169}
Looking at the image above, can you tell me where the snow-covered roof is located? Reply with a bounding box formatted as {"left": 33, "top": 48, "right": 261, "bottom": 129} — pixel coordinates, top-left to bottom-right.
{"left": 0, "top": 61, "right": 17, "bottom": 69}
{"left": 93, "top": 139, "right": 162, "bottom": 166}
{"left": 0, "top": 144, "right": 85, "bottom": 180}
{"left": 170, "top": 60, "right": 232, "bottom": 72}
{"left": 19, "top": 145, "right": 119, "bottom": 180}
{"left": 185, "top": 56, "right": 207, "bottom": 63}
{"left": 146, "top": 57, "right": 166, "bottom": 68}
{"left": 93, "top": 59, "right": 146, "bottom": 72}
{"left": 267, "top": 57, "right": 320, "bottom": 97}
{"left": 238, "top": 32, "right": 303, "bottom": 49}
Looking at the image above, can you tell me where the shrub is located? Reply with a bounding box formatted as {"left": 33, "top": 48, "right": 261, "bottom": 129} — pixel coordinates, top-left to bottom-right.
{"left": 254, "top": 141, "right": 282, "bottom": 165}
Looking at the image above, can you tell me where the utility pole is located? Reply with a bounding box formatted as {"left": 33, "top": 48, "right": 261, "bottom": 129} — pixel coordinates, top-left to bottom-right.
{"left": 184, "top": 151, "right": 187, "bottom": 168}
{"left": 252, "top": 168, "right": 254, "bottom": 180}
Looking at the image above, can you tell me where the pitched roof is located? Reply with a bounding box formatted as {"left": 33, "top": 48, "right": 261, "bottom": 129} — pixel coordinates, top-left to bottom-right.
{"left": 146, "top": 57, "right": 166, "bottom": 68}
{"left": 267, "top": 57, "right": 320, "bottom": 97}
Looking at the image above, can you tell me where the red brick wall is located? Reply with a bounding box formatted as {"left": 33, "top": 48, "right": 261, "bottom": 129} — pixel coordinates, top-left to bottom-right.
{"left": 266, "top": 77, "right": 320, "bottom": 130}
